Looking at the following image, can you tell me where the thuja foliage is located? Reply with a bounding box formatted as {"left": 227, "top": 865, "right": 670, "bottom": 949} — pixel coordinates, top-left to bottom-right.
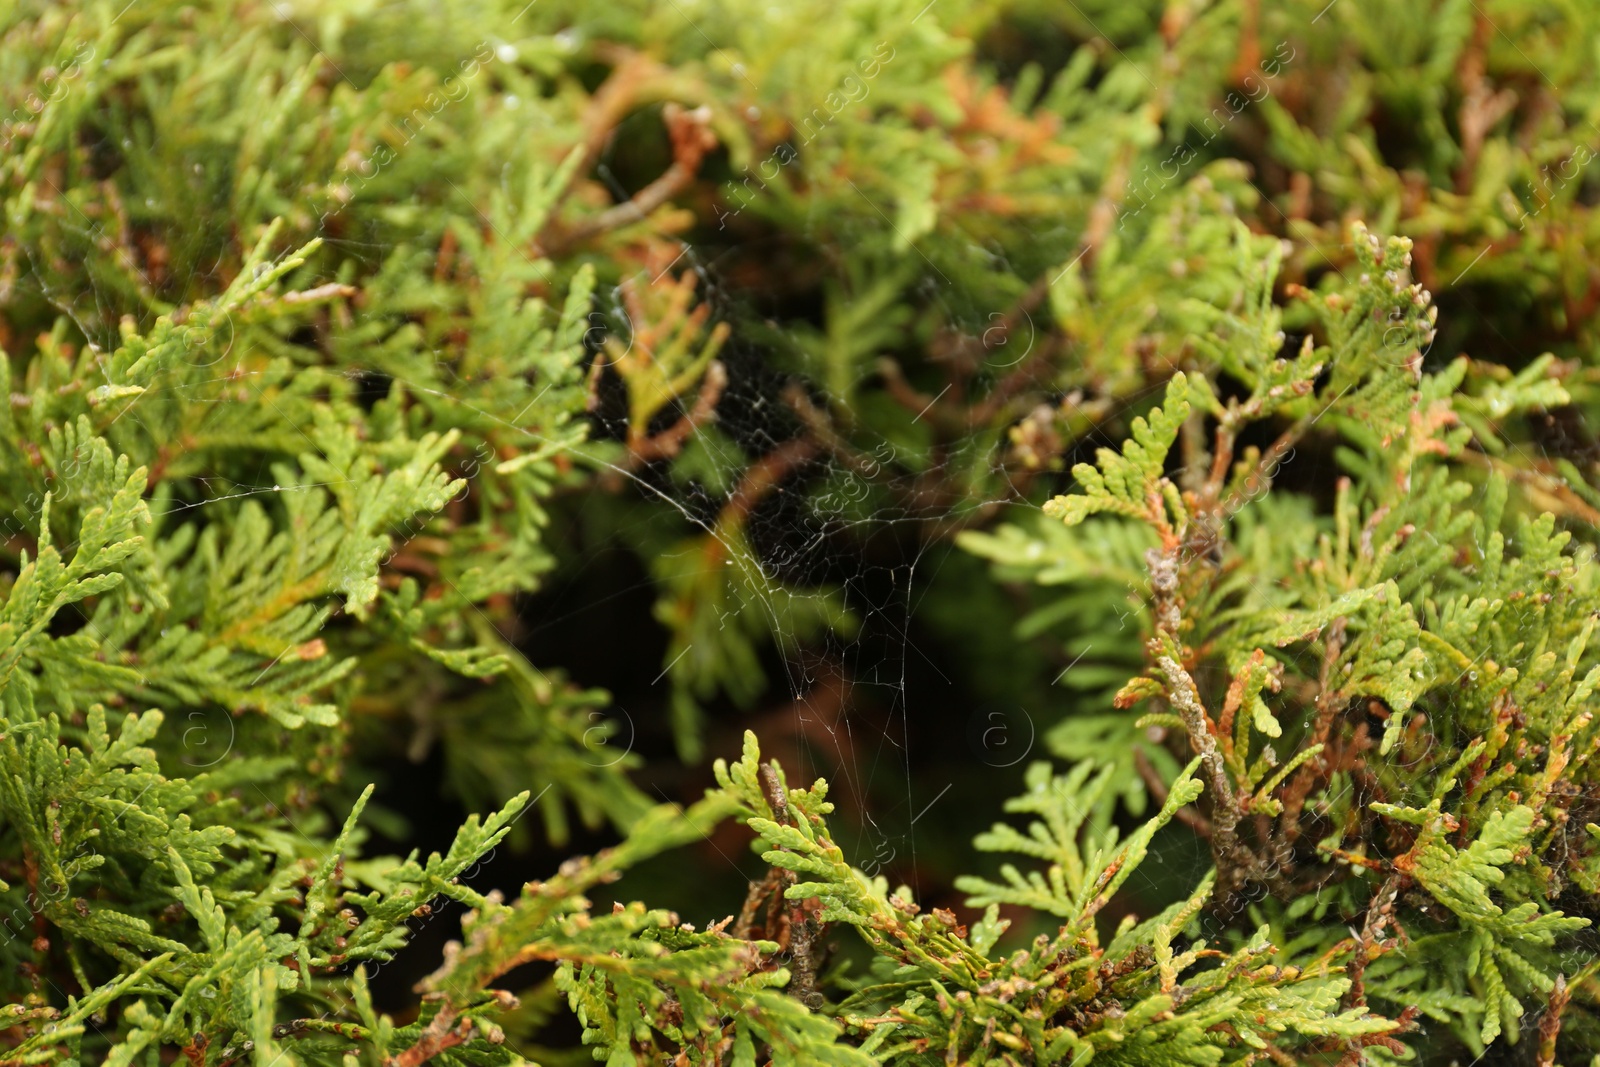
{"left": 5, "top": 0, "right": 1600, "bottom": 1064}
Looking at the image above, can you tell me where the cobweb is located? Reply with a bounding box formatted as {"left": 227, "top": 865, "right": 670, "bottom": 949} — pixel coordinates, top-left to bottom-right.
{"left": 462, "top": 231, "right": 1194, "bottom": 925}
{"left": 509, "top": 233, "right": 1546, "bottom": 937}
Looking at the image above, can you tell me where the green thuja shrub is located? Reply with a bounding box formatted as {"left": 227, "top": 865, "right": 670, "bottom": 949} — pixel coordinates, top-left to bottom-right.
{"left": 4, "top": 0, "right": 1600, "bottom": 1064}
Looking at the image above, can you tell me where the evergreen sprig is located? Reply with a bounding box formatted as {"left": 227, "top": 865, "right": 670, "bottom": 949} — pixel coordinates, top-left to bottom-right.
{"left": 6, "top": 0, "right": 1600, "bottom": 1063}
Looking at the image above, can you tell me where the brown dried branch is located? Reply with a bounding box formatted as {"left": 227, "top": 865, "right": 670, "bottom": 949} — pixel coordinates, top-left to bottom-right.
{"left": 1537, "top": 973, "right": 1570, "bottom": 1067}
{"left": 543, "top": 102, "right": 718, "bottom": 256}
{"left": 969, "top": 332, "right": 1064, "bottom": 428}
{"left": 875, "top": 357, "right": 941, "bottom": 419}
{"left": 629, "top": 359, "right": 727, "bottom": 464}
{"left": 538, "top": 51, "right": 664, "bottom": 229}
{"left": 1155, "top": 655, "right": 1239, "bottom": 844}
{"left": 1457, "top": 447, "right": 1600, "bottom": 526}
{"left": 733, "top": 868, "right": 786, "bottom": 941}
{"left": 1147, "top": 547, "right": 1294, "bottom": 899}
{"left": 1342, "top": 867, "right": 1406, "bottom": 1010}
{"left": 385, "top": 1000, "right": 474, "bottom": 1067}
{"left": 1219, "top": 413, "right": 1306, "bottom": 517}
{"left": 1454, "top": 14, "right": 1519, "bottom": 195}
{"left": 1279, "top": 617, "right": 1348, "bottom": 856}
{"left": 275, "top": 282, "right": 357, "bottom": 307}
{"left": 1228, "top": 0, "right": 1260, "bottom": 87}
{"left": 758, "top": 762, "right": 793, "bottom": 826}
{"left": 783, "top": 384, "right": 890, "bottom": 480}
{"left": 721, "top": 437, "right": 819, "bottom": 528}
{"left": 756, "top": 761, "right": 823, "bottom": 1008}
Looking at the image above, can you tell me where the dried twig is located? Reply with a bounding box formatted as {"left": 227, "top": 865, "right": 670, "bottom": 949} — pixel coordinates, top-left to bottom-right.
{"left": 1156, "top": 655, "right": 1242, "bottom": 850}
{"left": 722, "top": 438, "right": 819, "bottom": 528}
{"left": 1342, "top": 867, "right": 1405, "bottom": 1010}
{"left": 1537, "top": 973, "right": 1570, "bottom": 1067}
{"left": 543, "top": 102, "right": 718, "bottom": 256}
{"left": 385, "top": 1000, "right": 474, "bottom": 1067}
{"left": 756, "top": 761, "right": 824, "bottom": 1008}
{"left": 537, "top": 51, "right": 664, "bottom": 231}
{"left": 1279, "top": 617, "right": 1348, "bottom": 856}
{"left": 629, "top": 359, "right": 727, "bottom": 464}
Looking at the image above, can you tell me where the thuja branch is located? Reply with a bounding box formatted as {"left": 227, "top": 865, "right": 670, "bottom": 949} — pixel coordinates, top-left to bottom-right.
{"left": 1135, "top": 747, "right": 1213, "bottom": 837}
{"left": 1147, "top": 542, "right": 1301, "bottom": 902}
{"left": 1154, "top": 650, "right": 1263, "bottom": 893}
